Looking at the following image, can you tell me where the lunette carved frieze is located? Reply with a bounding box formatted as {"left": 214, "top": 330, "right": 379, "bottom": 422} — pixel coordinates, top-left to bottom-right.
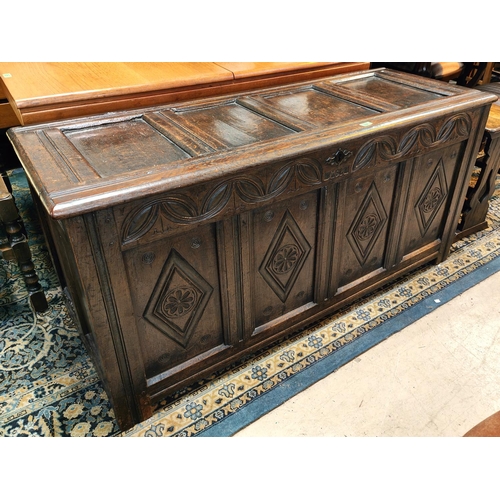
{"left": 120, "top": 112, "right": 472, "bottom": 245}
{"left": 352, "top": 113, "right": 472, "bottom": 171}
{"left": 121, "top": 158, "right": 322, "bottom": 244}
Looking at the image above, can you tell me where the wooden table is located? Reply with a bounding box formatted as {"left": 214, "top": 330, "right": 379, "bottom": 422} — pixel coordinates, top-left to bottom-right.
{"left": 0, "top": 82, "right": 18, "bottom": 129}
{"left": 0, "top": 62, "right": 369, "bottom": 126}
{"left": 8, "top": 68, "right": 495, "bottom": 430}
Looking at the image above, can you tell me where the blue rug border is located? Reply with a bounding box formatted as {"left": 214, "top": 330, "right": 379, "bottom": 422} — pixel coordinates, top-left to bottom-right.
{"left": 197, "top": 253, "right": 500, "bottom": 437}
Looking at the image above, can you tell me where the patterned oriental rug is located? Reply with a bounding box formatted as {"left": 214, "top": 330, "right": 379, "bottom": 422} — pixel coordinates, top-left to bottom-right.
{"left": 1, "top": 168, "right": 500, "bottom": 437}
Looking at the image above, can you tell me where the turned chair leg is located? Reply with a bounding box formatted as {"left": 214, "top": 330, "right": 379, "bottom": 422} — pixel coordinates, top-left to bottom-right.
{"left": 0, "top": 174, "right": 48, "bottom": 312}
{"left": 1, "top": 170, "right": 13, "bottom": 193}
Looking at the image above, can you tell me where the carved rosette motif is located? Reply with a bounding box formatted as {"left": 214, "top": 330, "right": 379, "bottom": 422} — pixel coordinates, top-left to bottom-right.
{"left": 121, "top": 158, "right": 322, "bottom": 245}
{"left": 259, "top": 211, "right": 311, "bottom": 302}
{"left": 347, "top": 182, "right": 388, "bottom": 265}
{"left": 272, "top": 244, "right": 300, "bottom": 274}
{"left": 355, "top": 213, "right": 380, "bottom": 241}
{"left": 143, "top": 250, "right": 213, "bottom": 347}
{"left": 161, "top": 287, "right": 198, "bottom": 318}
{"left": 415, "top": 159, "right": 449, "bottom": 236}
{"left": 421, "top": 187, "right": 443, "bottom": 213}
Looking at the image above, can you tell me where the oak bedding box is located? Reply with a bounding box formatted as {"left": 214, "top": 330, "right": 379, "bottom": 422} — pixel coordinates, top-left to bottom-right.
{"left": 8, "top": 68, "right": 495, "bottom": 430}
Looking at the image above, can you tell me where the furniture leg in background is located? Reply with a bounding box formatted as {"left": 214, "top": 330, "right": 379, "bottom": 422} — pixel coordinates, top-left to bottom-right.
{"left": 458, "top": 90, "right": 500, "bottom": 238}
{"left": 0, "top": 173, "right": 48, "bottom": 312}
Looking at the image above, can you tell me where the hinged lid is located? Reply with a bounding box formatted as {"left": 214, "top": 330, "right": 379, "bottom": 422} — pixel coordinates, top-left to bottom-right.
{"left": 8, "top": 68, "right": 497, "bottom": 219}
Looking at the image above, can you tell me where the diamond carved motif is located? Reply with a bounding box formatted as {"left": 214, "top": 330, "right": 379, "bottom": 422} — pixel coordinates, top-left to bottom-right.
{"left": 259, "top": 210, "right": 311, "bottom": 302}
{"left": 347, "top": 182, "right": 388, "bottom": 265}
{"left": 415, "top": 159, "right": 448, "bottom": 236}
{"left": 144, "top": 249, "right": 213, "bottom": 347}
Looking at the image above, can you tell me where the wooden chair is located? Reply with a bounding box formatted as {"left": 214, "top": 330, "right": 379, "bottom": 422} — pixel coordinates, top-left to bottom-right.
{"left": 457, "top": 83, "right": 500, "bottom": 238}
{"left": 456, "top": 62, "right": 489, "bottom": 87}
{"left": 370, "top": 62, "right": 464, "bottom": 82}
{"left": 0, "top": 130, "right": 48, "bottom": 312}
{"left": 370, "top": 62, "right": 490, "bottom": 87}
{"left": 429, "top": 62, "right": 464, "bottom": 82}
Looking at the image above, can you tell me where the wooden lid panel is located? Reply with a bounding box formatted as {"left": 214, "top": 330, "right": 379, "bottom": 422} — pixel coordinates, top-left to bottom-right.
{"left": 337, "top": 74, "right": 446, "bottom": 108}
{"left": 259, "top": 86, "right": 380, "bottom": 127}
{"left": 63, "top": 118, "right": 192, "bottom": 178}
{"left": 163, "top": 101, "right": 295, "bottom": 151}
{"left": 7, "top": 68, "right": 497, "bottom": 218}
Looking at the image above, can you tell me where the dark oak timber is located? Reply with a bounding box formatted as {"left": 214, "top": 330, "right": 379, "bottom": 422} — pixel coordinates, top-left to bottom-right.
{"left": 458, "top": 102, "right": 500, "bottom": 237}
{"left": 7, "top": 69, "right": 496, "bottom": 431}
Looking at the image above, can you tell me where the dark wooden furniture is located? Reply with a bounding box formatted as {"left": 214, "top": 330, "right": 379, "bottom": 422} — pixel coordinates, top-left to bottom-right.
{"left": 7, "top": 68, "right": 495, "bottom": 430}
{"left": 456, "top": 63, "right": 490, "bottom": 88}
{"left": 370, "top": 62, "right": 464, "bottom": 82}
{"left": 0, "top": 126, "right": 49, "bottom": 312}
{"left": 370, "top": 63, "right": 494, "bottom": 88}
{"left": 458, "top": 85, "right": 500, "bottom": 237}
{"left": 0, "top": 173, "right": 48, "bottom": 312}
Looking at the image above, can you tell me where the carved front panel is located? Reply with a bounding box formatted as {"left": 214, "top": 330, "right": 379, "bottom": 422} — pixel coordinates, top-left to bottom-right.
{"left": 250, "top": 190, "right": 319, "bottom": 331}
{"left": 122, "top": 222, "right": 225, "bottom": 380}
{"left": 400, "top": 142, "right": 465, "bottom": 257}
{"left": 337, "top": 164, "right": 398, "bottom": 289}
